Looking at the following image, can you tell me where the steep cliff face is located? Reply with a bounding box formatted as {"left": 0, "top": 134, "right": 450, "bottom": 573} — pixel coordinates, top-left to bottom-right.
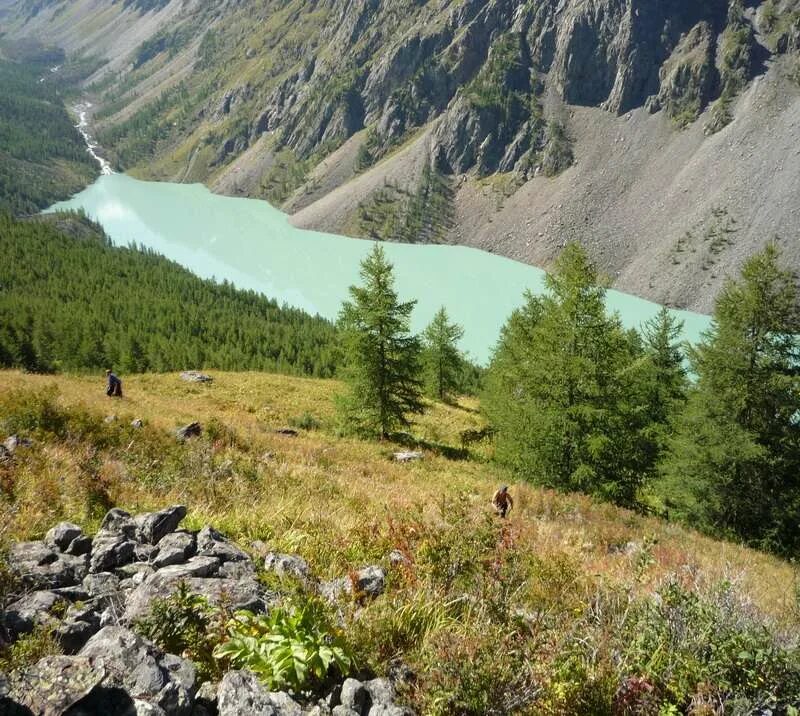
{"left": 3, "top": 0, "right": 799, "bottom": 311}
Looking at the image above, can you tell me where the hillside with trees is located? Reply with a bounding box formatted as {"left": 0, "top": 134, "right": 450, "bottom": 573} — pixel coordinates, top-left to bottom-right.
{"left": 3, "top": 0, "right": 799, "bottom": 313}
{"left": 0, "top": 213, "right": 339, "bottom": 377}
{"left": 0, "top": 58, "right": 97, "bottom": 214}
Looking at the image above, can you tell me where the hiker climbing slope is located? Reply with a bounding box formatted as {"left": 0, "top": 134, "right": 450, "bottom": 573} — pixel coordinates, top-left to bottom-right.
{"left": 492, "top": 485, "right": 513, "bottom": 518}
{"left": 106, "top": 369, "right": 123, "bottom": 398}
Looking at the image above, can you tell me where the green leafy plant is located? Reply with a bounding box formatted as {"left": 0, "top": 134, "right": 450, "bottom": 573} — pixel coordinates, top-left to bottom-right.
{"left": 135, "top": 582, "right": 224, "bottom": 680}
{"left": 214, "top": 600, "right": 353, "bottom": 693}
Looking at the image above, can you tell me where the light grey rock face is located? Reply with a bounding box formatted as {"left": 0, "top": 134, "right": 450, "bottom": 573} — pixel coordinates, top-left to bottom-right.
{"left": 78, "top": 626, "right": 197, "bottom": 715}
{"left": 340, "top": 678, "right": 368, "bottom": 714}
{"left": 135, "top": 505, "right": 187, "bottom": 545}
{"left": 152, "top": 530, "right": 196, "bottom": 568}
{"left": 368, "top": 706, "right": 413, "bottom": 716}
{"left": 45, "top": 522, "right": 83, "bottom": 552}
{"left": 364, "top": 678, "right": 396, "bottom": 707}
{"left": 6, "top": 590, "right": 63, "bottom": 636}
{"left": 331, "top": 706, "right": 361, "bottom": 716}
{"left": 8, "top": 541, "right": 88, "bottom": 590}
{"left": 217, "top": 670, "right": 277, "bottom": 716}
{"left": 647, "top": 21, "right": 717, "bottom": 124}
{"left": 267, "top": 690, "right": 303, "bottom": 716}
{"left": 196, "top": 526, "right": 250, "bottom": 563}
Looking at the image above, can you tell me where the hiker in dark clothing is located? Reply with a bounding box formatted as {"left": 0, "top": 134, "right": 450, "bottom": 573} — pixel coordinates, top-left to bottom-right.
{"left": 106, "top": 369, "right": 123, "bottom": 398}
{"left": 492, "top": 485, "right": 513, "bottom": 518}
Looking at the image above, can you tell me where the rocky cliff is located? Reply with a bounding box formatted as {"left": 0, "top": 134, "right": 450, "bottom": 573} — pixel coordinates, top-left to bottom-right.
{"left": 3, "top": 0, "right": 800, "bottom": 310}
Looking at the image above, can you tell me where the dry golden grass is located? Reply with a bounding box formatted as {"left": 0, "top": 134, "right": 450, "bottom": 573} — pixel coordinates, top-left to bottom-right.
{"left": 0, "top": 368, "right": 797, "bottom": 630}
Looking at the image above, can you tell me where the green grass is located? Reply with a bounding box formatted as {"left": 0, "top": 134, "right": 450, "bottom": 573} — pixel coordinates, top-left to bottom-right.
{"left": 1, "top": 370, "right": 799, "bottom": 711}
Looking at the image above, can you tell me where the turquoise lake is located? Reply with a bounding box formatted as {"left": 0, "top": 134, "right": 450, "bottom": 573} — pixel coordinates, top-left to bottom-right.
{"left": 50, "top": 173, "right": 712, "bottom": 363}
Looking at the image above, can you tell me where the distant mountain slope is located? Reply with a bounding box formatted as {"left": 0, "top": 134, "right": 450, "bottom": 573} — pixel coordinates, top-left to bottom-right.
{"left": 3, "top": 0, "right": 799, "bottom": 311}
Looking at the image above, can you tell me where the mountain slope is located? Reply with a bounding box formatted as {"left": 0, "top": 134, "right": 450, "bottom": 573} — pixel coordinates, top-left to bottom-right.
{"left": 1, "top": 369, "right": 799, "bottom": 712}
{"left": 3, "top": 0, "right": 799, "bottom": 310}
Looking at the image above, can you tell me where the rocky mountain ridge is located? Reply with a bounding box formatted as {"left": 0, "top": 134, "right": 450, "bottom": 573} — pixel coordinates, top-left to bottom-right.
{"left": 2, "top": 0, "right": 799, "bottom": 310}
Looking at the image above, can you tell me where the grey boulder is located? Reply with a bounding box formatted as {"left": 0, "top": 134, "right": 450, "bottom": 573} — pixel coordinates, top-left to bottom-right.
{"left": 66, "top": 535, "right": 93, "bottom": 556}
{"left": 77, "top": 626, "right": 197, "bottom": 715}
{"left": 264, "top": 552, "right": 313, "bottom": 584}
{"left": 152, "top": 530, "right": 196, "bottom": 568}
{"left": 6, "top": 656, "right": 105, "bottom": 715}
{"left": 89, "top": 536, "right": 137, "bottom": 573}
{"left": 6, "top": 590, "right": 63, "bottom": 636}
{"left": 45, "top": 522, "right": 83, "bottom": 552}
{"left": 8, "top": 541, "right": 88, "bottom": 590}
{"left": 217, "top": 670, "right": 276, "bottom": 716}
{"left": 98, "top": 508, "right": 138, "bottom": 538}
{"left": 340, "top": 678, "right": 368, "bottom": 713}
{"left": 135, "top": 505, "right": 187, "bottom": 545}
{"left": 321, "top": 566, "right": 386, "bottom": 602}
{"left": 196, "top": 526, "right": 249, "bottom": 562}
{"left": 176, "top": 422, "right": 203, "bottom": 441}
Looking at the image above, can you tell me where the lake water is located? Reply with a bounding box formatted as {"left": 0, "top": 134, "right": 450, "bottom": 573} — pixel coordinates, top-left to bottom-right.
{"left": 49, "top": 173, "right": 711, "bottom": 363}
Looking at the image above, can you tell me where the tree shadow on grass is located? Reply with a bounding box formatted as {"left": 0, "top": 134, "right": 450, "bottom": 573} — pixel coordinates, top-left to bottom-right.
{"left": 389, "top": 431, "right": 470, "bottom": 461}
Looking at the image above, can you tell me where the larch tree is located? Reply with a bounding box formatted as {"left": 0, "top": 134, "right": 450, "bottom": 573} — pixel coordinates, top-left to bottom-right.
{"left": 483, "top": 243, "right": 651, "bottom": 507}
{"left": 337, "top": 244, "right": 423, "bottom": 438}
{"left": 422, "top": 306, "right": 464, "bottom": 403}
{"left": 662, "top": 244, "right": 800, "bottom": 555}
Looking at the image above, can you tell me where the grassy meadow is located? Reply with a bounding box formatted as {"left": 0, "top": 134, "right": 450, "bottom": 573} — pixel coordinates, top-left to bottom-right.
{"left": 1, "top": 369, "right": 799, "bottom": 713}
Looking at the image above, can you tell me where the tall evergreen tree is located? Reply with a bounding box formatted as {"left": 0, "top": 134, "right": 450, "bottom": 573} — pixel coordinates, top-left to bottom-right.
{"left": 638, "top": 308, "right": 689, "bottom": 456}
{"left": 422, "top": 306, "right": 464, "bottom": 403}
{"left": 337, "top": 244, "right": 423, "bottom": 438}
{"left": 661, "top": 244, "right": 800, "bottom": 555}
{"left": 483, "top": 243, "right": 650, "bottom": 506}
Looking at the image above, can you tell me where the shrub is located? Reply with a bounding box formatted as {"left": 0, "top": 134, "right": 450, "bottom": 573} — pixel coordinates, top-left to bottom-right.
{"left": 135, "top": 582, "right": 224, "bottom": 681}
{"left": 620, "top": 581, "right": 800, "bottom": 710}
{"left": 0, "top": 624, "right": 61, "bottom": 674}
{"left": 214, "top": 599, "right": 353, "bottom": 694}
{"left": 0, "top": 386, "right": 111, "bottom": 448}
{"left": 288, "top": 412, "right": 321, "bottom": 431}
{"left": 419, "top": 627, "right": 540, "bottom": 715}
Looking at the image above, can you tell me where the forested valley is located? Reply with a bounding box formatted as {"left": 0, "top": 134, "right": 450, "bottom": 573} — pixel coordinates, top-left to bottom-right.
{"left": 0, "top": 213, "right": 339, "bottom": 377}
{"left": 0, "top": 57, "right": 97, "bottom": 214}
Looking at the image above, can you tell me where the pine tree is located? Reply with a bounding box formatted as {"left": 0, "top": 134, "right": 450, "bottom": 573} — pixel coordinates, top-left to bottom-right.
{"left": 662, "top": 244, "right": 800, "bottom": 555}
{"left": 640, "top": 307, "right": 689, "bottom": 441}
{"left": 422, "top": 306, "right": 464, "bottom": 402}
{"left": 337, "top": 244, "right": 423, "bottom": 438}
{"left": 483, "top": 243, "right": 649, "bottom": 506}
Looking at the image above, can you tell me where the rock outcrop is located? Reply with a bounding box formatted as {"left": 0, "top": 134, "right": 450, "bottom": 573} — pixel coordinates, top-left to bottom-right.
{"left": 2, "top": 508, "right": 411, "bottom": 715}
